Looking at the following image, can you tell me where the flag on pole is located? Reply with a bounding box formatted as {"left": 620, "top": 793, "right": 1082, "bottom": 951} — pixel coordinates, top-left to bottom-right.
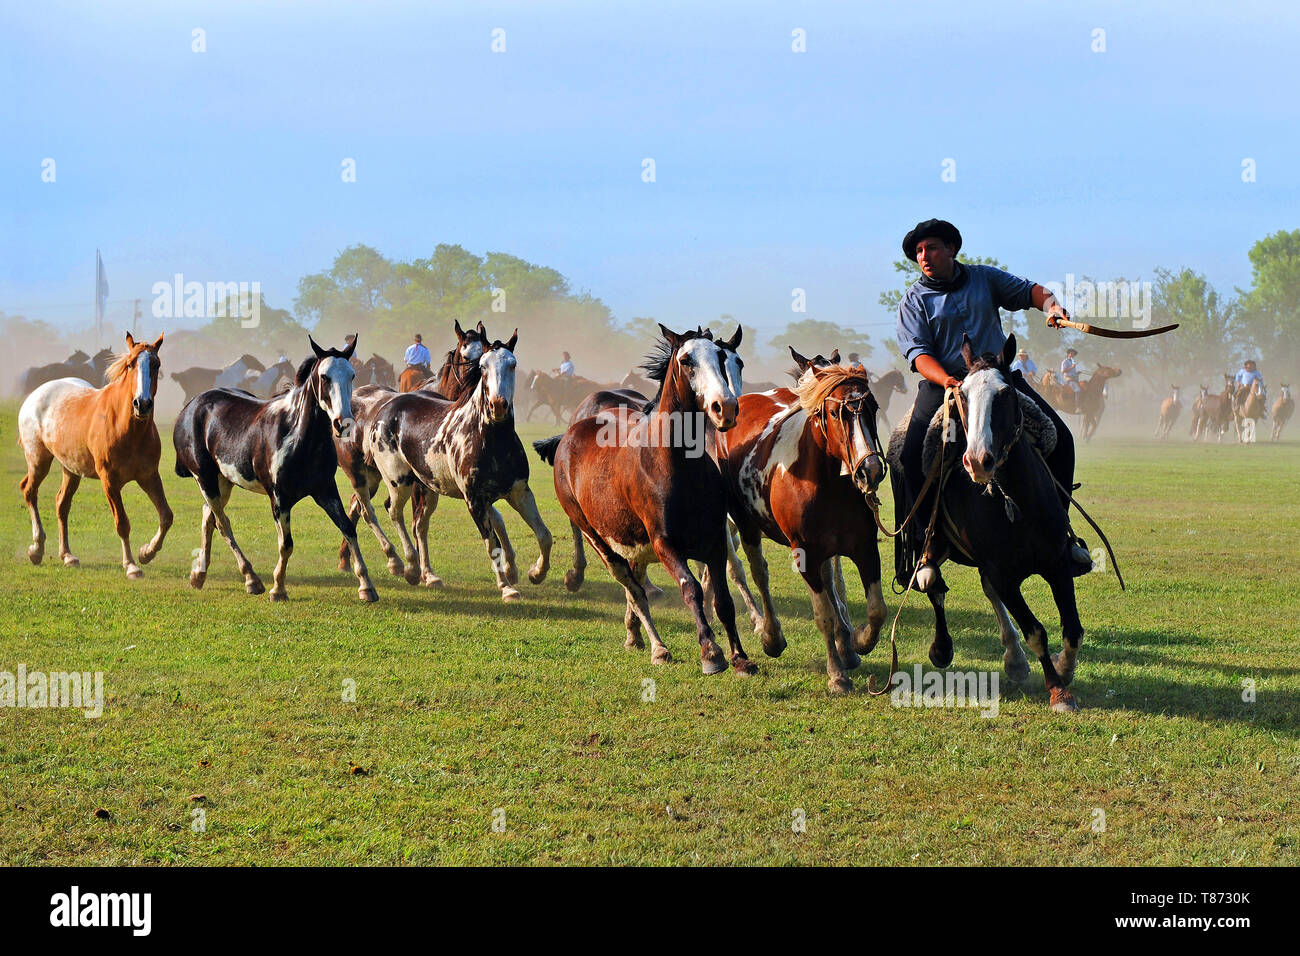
{"left": 95, "top": 250, "right": 109, "bottom": 346}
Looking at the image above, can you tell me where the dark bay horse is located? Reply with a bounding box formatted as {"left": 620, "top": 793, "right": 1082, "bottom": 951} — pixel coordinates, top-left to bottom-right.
{"left": 533, "top": 325, "right": 754, "bottom": 675}
{"left": 20, "top": 350, "right": 99, "bottom": 395}
{"left": 355, "top": 354, "right": 396, "bottom": 388}
{"left": 173, "top": 335, "right": 379, "bottom": 602}
{"left": 718, "top": 350, "right": 888, "bottom": 692}
{"left": 869, "top": 368, "right": 907, "bottom": 431}
{"left": 19, "top": 334, "right": 172, "bottom": 578}
{"left": 886, "top": 334, "right": 1084, "bottom": 713}
{"left": 348, "top": 333, "right": 551, "bottom": 602}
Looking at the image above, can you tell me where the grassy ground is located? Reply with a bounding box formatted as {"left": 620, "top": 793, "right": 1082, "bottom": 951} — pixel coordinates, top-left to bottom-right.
{"left": 0, "top": 398, "right": 1296, "bottom": 865}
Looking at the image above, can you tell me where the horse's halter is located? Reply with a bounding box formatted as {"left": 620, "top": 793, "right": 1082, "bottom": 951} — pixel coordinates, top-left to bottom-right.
{"left": 813, "top": 382, "right": 884, "bottom": 483}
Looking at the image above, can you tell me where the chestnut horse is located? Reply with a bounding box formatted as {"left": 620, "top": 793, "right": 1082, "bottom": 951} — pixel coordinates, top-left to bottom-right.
{"left": 718, "top": 349, "right": 889, "bottom": 692}
{"left": 18, "top": 333, "right": 172, "bottom": 578}
{"left": 1190, "top": 376, "right": 1235, "bottom": 442}
{"left": 533, "top": 325, "right": 754, "bottom": 675}
{"left": 1038, "top": 365, "right": 1122, "bottom": 441}
{"left": 1155, "top": 385, "right": 1182, "bottom": 439}
{"left": 1233, "top": 381, "right": 1267, "bottom": 443}
{"left": 1272, "top": 385, "right": 1293, "bottom": 441}
{"left": 173, "top": 335, "right": 378, "bottom": 602}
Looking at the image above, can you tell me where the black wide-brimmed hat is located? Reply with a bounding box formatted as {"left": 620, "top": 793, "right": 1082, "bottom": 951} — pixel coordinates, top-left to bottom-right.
{"left": 903, "top": 219, "right": 962, "bottom": 261}
{"left": 1066, "top": 348, "right": 1078, "bottom": 356}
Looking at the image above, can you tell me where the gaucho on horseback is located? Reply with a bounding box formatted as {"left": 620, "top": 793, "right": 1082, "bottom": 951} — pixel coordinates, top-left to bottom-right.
{"left": 893, "top": 218, "right": 1093, "bottom": 588}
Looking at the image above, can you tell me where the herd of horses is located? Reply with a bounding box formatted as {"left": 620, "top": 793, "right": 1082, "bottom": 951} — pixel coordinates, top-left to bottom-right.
{"left": 15, "top": 319, "right": 1113, "bottom": 714}
{"left": 1156, "top": 378, "right": 1293, "bottom": 443}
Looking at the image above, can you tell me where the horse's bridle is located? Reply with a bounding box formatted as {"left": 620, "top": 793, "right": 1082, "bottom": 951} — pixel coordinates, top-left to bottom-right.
{"left": 951, "top": 381, "right": 1025, "bottom": 477}
{"left": 814, "top": 388, "right": 885, "bottom": 482}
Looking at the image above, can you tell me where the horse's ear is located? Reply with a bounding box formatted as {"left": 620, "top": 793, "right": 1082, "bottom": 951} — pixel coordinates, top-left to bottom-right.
{"left": 659, "top": 324, "right": 681, "bottom": 349}
{"left": 454, "top": 319, "right": 466, "bottom": 341}
{"left": 698, "top": 326, "right": 711, "bottom": 339}
{"left": 125, "top": 332, "right": 136, "bottom": 350}
{"left": 152, "top": 333, "right": 164, "bottom": 351}
{"left": 723, "top": 325, "right": 742, "bottom": 351}
{"left": 789, "top": 345, "right": 811, "bottom": 373}
{"left": 960, "top": 334, "right": 976, "bottom": 370}
{"left": 828, "top": 347, "right": 841, "bottom": 365}
{"left": 342, "top": 334, "right": 357, "bottom": 359}
{"left": 505, "top": 329, "right": 518, "bottom": 353}
{"left": 309, "top": 336, "right": 326, "bottom": 359}
{"left": 1000, "top": 334, "right": 1017, "bottom": 369}
{"left": 477, "top": 320, "right": 487, "bottom": 338}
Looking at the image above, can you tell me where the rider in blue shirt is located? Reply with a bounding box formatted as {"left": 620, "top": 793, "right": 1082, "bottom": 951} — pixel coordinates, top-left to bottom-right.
{"left": 1009, "top": 347, "right": 1038, "bottom": 377}
{"left": 1233, "top": 359, "right": 1267, "bottom": 419}
{"left": 895, "top": 218, "right": 1091, "bottom": 587}
{"left": 404, "top": 334, "right": 432, "bottom": 369}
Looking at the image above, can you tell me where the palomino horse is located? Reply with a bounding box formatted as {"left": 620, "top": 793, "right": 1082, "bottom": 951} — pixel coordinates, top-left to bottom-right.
{"left": 173, "top": 335, "right": 379, "bottom": 602}
{"left": 887, "top": 334, "right": 1085, "bottom": 713}
{"left": 1037, "top": 365, "right": 1122, "bottom": 441}
{"left": 1233, "top": 381, "right": 1267, "bottom": 443}
{"left": 869, "top": 368, "right": 908, "bottom": 432}
{"left": 18, "top": 334, "right": 172, "bottom": 578}
{"left": 533, "top": 325, "right": 755, "bottom": 675}
{"left": 1190, "top": 376, "right": 1235, "bottom": 442}
{"left": 718, "top": 349, "right": 889, "bottom": 693}
{"left": 351, "top": 333, "right": 551, "bottom": 602}
{"left": 1155, "top": 385, "right": 1182, "bottom": 439}
{"left": 1272, "top": 385, "right": 1293, "bottom": 441}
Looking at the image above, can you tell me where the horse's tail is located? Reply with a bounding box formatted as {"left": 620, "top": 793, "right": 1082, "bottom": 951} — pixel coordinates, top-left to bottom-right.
{"left": 532, "top": 435, "right": 562, "bottom": 465}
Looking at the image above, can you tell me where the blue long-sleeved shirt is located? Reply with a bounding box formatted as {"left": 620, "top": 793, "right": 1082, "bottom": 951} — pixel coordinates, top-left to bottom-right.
{"left": 896, "top": 265, "right": 1034, "bottom": 378}
{"left": 404, "top": 342, "right": 431, "bottom": 366}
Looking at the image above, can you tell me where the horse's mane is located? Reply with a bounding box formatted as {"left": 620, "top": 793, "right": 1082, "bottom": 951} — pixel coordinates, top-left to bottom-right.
{"left": 104, "top": 346, "right": 154, "bottom": 383}
{"left": 792, "top": 364, "right": 872, "bottom": 415}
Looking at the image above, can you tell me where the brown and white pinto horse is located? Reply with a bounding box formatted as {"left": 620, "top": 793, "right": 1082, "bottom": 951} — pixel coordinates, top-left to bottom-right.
{"left": 1155, "top": 385, "right": 1182, "bottom": 439}
{"left": 1272, "top": 385, "right": 1293, "bottom": 441}
{"left": 19, "top": 333, "right": 172, "bottom": 578}
{"left": 354, "top": 333, "right": 551, "bottom": 602}
{"left": 534, "top": 325, "right": 754, "bottom": 675}
{"left": 717, "top": 350, "right": 889, "bottom": 693}
{"left": 173, "top": 335, "right": 379, "bottom": 602}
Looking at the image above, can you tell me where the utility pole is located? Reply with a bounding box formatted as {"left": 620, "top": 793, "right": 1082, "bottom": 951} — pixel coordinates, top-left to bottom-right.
{"left": 133, "top": 299, "right": 141, "bottom": 335}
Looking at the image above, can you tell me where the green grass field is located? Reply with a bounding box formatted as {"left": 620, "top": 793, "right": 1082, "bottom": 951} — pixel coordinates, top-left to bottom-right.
{"left": 1, "top": 399, "right": 1297, "bottom": 865}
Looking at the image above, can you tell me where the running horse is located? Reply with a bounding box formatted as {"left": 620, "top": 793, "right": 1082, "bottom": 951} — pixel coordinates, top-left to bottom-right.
{"left": 886, "top": 334, "right": 1086, "bottom": 713}
{"left": 1037, "top": 365, "right": 1122, "bottom": 441}
{"left": 1190, "top": 376, "right": 1235, "bottom": 442}
{"left": 1233, "top": 380, "right": 1267, "bottom": 444}
{"left": 533, "top": 325, "right": 756, "bottom": 675}
{"left": 1155, "top": 385, "right": 1182, "bottom": 439}
{"left": 172, "top": 335, "right": 379, "bottom": 602}
{"left": 717, "top": 349, "right": 889, "bottom": 692}
{"left": 346, "top": 331, "right": 551, "bottom": 602}
{"left": 18, "top": 334, "right": 172, "bottom": 578}
{"left": 1272, "top": 385, "right": 1293, "bottom": 441}
{"left": 869, "top": 368, "right": 908, "bottom": 432}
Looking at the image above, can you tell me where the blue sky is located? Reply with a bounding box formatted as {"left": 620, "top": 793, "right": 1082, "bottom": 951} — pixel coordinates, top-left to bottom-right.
{"left": 3, "top": 0, "right": 1297, "bottom": 343}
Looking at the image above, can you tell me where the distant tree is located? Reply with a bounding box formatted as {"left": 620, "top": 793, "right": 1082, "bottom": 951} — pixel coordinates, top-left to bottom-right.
{"left": 1137, "top": 267, "right": 1242, "bottom": 389}
{"left": 201, "top": 294, "right": 310, "bottom": 357}
{"left": 294, "top": 244, "right": 399, "bottom": 343}
{"left": 1237, "top": 228, "right": 1300, "bottom": 377}
{"left": 768, "top": 318, "right": 873, "bottom": 362}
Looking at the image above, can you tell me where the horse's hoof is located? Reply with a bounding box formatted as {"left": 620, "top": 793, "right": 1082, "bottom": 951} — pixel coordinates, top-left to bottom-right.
{"left": 854, "top": 624, "right": 881, "bottom": 655}
{"left": 403, "top": 565, "right": 421, "bottom": 585}
{"left": 247, "top": 579, "right": 266, "bottom": 595}
{"left": 189, "top": 570, "right": 206, "bottom": 590}
{"left": 422, "top": 573, "right": 444, "bottom": 589}
{"left": 732, "top": 656, "right": 758, "bottom": 677}
{"left": 501, "top": 586, "right": 522, "bottom": 603}
{"left": 928, "top": 641, "right": 954, "bottom": 668}
{"left": 564, "top": 569, "right": 583, "bottom": 592}
{"left": 1004, "top": 655, "right": 1031, "bottom": 684}
{"left": 269, "top": 590, "right": 288, "bottom": 602}
{"left": 761, "top": 631, "right": 787, "bottom": 658}
{"left": 28, "top": 545, "right": 44, "bottom": 565}
{"left": 386, "top": 558, "right": 404, "bottom": 577}
{"left": 651, "top": 646, "right": 673, "bottom": 666}
{"left": 126, "top": 567, "right": 144, "bottom": 581}
{"left": 828, "top": 675, "right": 855, "bottom": 695}
{"left": 62, "top": 554, "right": 80, "bottom": 568}
{"left": 1049, "top": 687, "right": 1079, "bottom": 713}
{"left": 137, "top": 546, "right": 156, "bottom": 565}
{"left": 624, "top": 632, "right": 645, "bottom": 649}
{"left": 358, "top": 588, "right": 379, "bottom": 603}
{"left": 528, "top": 564, "right": 548, "bottom": 585}
{"left": 700, "top": 648, "right": 728, "bottom": 675}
